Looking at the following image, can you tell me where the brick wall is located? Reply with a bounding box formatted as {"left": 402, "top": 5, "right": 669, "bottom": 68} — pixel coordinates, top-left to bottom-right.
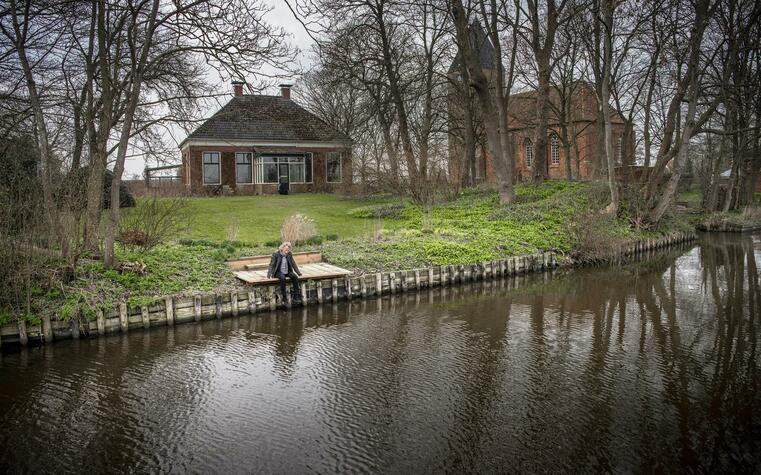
{"left": 182, "top": 145, "right": 351, "bottom": 195}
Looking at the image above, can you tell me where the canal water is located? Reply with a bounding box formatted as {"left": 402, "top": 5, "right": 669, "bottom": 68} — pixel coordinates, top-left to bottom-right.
{"left": 1, "top": 233, "right": 759, "bottom": 473}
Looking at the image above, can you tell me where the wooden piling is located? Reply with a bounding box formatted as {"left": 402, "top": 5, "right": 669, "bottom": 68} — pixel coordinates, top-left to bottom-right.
{"left": 42, "top": 315, "right": 53, "bottom": 344}
{"left": 214, "top": 294, "right": 223, "bottom": 319}
{"left": 231, "top": 292, "right": 239, "bottom": 317}
{"left": 119, "top": 303, "right": 129, "bottom": 332}
{"left": 18, "top": 319, "right": 28, "bottom": 346}
{"left": 165, "top": 297, "right": 175, "bottom": 326}
{"left": 269, "top": 287, "right": 277, "bottom": 311}
{"left": 331, "top": 278, "right": 339, "bottom": 301}
{"left": 346, "top": 276, "right": 353, "bottom": 300}
{"left": 427, "top": 267, "right": 434, "bottom": 288}
{"left": 141, "top": 306, "right": 150, "bottom": 329}
{"left": 317, "top": 281, "right": 324, "bottom": 303}
{"left": 414, "top": 270, "right": 421, "bottom": 290}
{"left": 361, "top": 276, "right": 367, "bottom": 297}
{"left": 248, "top": 291, "right": 256, "bottom": 314}
{"left": 194, "top": 295, "right": 202, "bottom": 322}
{"left": 97, "top": 309, "right": 106, "bottom": 335}
{"left": 71, "top": 315, "right": 80, "bottom": 339}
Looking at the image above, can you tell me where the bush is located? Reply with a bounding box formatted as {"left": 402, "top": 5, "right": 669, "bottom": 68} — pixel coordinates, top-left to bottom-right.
{"left": 566, "top": 211, "right": 628, "bottom": 263}
{"left": 118, "top": 195, "right": 192, "bottom": 251}
{"left": 280, "top": 214, "right": 317, "bottom": 243}
{"left": 348, "top": 202, "right": 407, "bottom": 219}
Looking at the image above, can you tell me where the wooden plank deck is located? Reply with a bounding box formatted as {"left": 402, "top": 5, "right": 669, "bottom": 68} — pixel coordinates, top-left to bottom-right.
{"left": 227, "top": 252, "right": 352, "bottom": 284}
{"left": 232, "top": 262, "right": 351, "bottom": 284}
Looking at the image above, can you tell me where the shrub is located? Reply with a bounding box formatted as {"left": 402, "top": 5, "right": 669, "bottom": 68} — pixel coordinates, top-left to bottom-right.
{"left": 264, "top": 239, "right": 281, "bottom": 248}
{"left": 118, "top": 194, "right": 192, "bottom": 251}
{"left": 281, "top": 214, "right": 317, "bottom": 243}
{"left": 566, "top": 211, "right": 628, "bottom": 263}
{"left": 295, "top": 235, "right": 323, "bottom": 246}
{"left": 348, "top": 202, "right": 406, "bottom": 219}
{"left": 226, "top": 217, "right": 239, "bottom": 242}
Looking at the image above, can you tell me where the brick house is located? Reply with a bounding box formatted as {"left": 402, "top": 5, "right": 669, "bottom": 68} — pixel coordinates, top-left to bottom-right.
{"left": 506, "top": 84, "right": 634, "bottom": 181}
{"left": 447, "top": 25, "right": 634, "bottom": 184}
{"left": 180, "top": 83, "right": 352, "bottom": 194}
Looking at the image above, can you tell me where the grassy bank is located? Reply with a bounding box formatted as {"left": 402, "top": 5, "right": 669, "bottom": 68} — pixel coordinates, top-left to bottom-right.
{"left": 698, "top": 207, "right": 761, "bottom": 231}
{"left": 24, "top": 181, "right": 693, "bottom": 323}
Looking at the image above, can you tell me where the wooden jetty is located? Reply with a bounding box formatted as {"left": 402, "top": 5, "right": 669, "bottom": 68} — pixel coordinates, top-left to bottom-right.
{"left": 227, "top": 251, "right": 352, "bottom": 285}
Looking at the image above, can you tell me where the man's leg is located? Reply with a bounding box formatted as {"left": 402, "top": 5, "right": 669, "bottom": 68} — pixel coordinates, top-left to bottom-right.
{"left": 277, "top": 272, "right": 288, "bottom": 302}
{"left": 288, "top": 271, "right": 302, "bottom": 302}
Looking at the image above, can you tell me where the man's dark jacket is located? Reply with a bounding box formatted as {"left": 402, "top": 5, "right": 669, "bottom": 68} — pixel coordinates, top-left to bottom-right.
{"left": 267, "top": 251, "right": 302, "bottom": 278}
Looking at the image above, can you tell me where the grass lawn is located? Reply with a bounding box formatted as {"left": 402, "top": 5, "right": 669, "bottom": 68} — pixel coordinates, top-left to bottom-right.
{"left": 180, "top": 194, "right": 392, "bottom": 243}
{"left": 27, "top": 181, "right": 695, "bottom": 321}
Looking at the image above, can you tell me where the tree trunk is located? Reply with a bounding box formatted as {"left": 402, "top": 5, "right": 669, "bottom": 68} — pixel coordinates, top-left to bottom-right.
{"left": 9, "top": 0, "right": 68, "bottom": 257}
{"left": 600, "top": 0, "right": 618, "bottom": 213}
{"left": 532, "top": 58, "right": 551, "bottom": 183}
{"left": 451, "top": 0, "right": 514, "bottom": 204}
{"left": 104, "top": 0, "right": 160, "bottom": 267}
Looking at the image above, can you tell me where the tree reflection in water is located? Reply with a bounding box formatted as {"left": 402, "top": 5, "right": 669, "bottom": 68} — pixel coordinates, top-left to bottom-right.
{"left": 1, "top": 234, "right": 759, "bottom": 473}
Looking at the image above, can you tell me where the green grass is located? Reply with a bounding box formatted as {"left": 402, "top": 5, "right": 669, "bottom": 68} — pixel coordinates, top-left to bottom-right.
{"left": 178, "top": 194, "right": 393, "bottom": 243}
{"left": 28, "top": 181, "right": 692, "bottom": 320}
{"left": 321, "top": 181, "right": 624, "bottom": 271}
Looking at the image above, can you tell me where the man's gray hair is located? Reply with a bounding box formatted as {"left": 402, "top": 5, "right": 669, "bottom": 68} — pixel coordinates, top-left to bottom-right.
{"left": 278, "top": 241, "right": 292, "bottom": 251}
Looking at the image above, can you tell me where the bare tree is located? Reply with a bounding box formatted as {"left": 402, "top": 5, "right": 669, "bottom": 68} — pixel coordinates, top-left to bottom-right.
{"left": 451, "top": 0, "right": 519, "bottom": 204}
{"left": 517, "top": 0, "right": 569, "bottom": 183}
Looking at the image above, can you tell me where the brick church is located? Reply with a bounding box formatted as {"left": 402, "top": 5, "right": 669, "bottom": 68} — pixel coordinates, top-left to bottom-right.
{"left": 448, "top": 25, "right": 634, "bottom": 185}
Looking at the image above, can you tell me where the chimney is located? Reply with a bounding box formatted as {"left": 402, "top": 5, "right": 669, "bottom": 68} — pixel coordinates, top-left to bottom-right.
{"left": 232, "top": 80, "right": 244, "bottom": 97}
{"left": 279, "top": 84, "right": 292, "bottom": 100}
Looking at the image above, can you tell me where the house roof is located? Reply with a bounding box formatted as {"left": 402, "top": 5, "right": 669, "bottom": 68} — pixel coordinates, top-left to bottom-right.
{"left": 180, "top": 95, "right": 351, "bottom": 147}
{"left": 506, "top": 82, "right": 627, "bottom": 130}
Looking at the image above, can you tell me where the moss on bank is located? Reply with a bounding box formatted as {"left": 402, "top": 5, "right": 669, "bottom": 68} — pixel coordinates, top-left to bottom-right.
{"left": 29, "top": 181, "right": 693, "bottom": 322}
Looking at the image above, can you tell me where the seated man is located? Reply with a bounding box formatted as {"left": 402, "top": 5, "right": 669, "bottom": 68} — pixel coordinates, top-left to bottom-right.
{"left": 267, "top": 241, "right": 302, "bottom": 304}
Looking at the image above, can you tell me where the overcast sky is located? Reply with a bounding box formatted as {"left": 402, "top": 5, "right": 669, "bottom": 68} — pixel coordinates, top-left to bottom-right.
{"left": 125, "top": 0, "right": 313, "bottom": 177}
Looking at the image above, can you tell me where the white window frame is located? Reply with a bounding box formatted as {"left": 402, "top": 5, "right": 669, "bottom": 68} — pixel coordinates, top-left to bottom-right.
{"left": 254, "top": 154, "right": 312, "bottom": 185}
{"left": 550, "top": 135, "right": 560, "bottom": 166}
{"left": 616, "top": 137, "right": 623, "bottom": 164}
{"left": 326, "top": 151, "right": 342, "bottom": 183}
{"left": 525, "top": 139, "right": 533, "bottom": 168}
{"left": 202, "top": 151, "right": 221, "bottom": 185}
{"left": 235, "top": 152, "right": 253, "bottom": 184}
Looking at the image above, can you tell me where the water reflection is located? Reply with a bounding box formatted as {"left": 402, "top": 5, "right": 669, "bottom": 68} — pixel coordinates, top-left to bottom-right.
{"left": 1, "top": 234, "right": 759, "bottom": 472}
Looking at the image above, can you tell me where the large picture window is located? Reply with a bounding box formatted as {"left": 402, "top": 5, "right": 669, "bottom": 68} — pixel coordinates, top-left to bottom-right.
{"left": 525, "top": 139, "right": 533, "bottom": 168}
{"left": 327, "top": 152, "right": 342, "bottom": 183}
{"left": 550, "top": 135, "right": 560, "bottom": 165}
{"left": 236, "top": 152, "right": 253, "bottom": 184}
{"left": 202, "top": 152, "right": 220, "bottom": 185}
{"left": 254, "top": 154, "right": 312, "bottom": 184}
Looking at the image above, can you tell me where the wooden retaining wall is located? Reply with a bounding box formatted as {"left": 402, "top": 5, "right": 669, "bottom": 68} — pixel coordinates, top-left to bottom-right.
{"left": 0, "top": 231, "right": 697, "bottom": 349}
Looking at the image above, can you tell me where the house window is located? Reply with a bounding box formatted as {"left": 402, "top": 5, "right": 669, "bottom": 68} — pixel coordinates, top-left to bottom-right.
{"left": 550, "top": 135, "right": 560, "bottom": 165}
{"left": 236, "top": 152, "right": 253, "bottom": 184}
{"left": 525, "top": 139, "right": 533, "bottom": 168}
{"left": 254, "top": 155, "right": 313, "bottom": 184}
{"left": 202, "top": 152, "right": 220, "bottom": 185}
{"left": 616, "top": 137, "right": 623, "bottom": 164}
{"left": 327, "top": 152, "right": 342, "bottom": 183}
